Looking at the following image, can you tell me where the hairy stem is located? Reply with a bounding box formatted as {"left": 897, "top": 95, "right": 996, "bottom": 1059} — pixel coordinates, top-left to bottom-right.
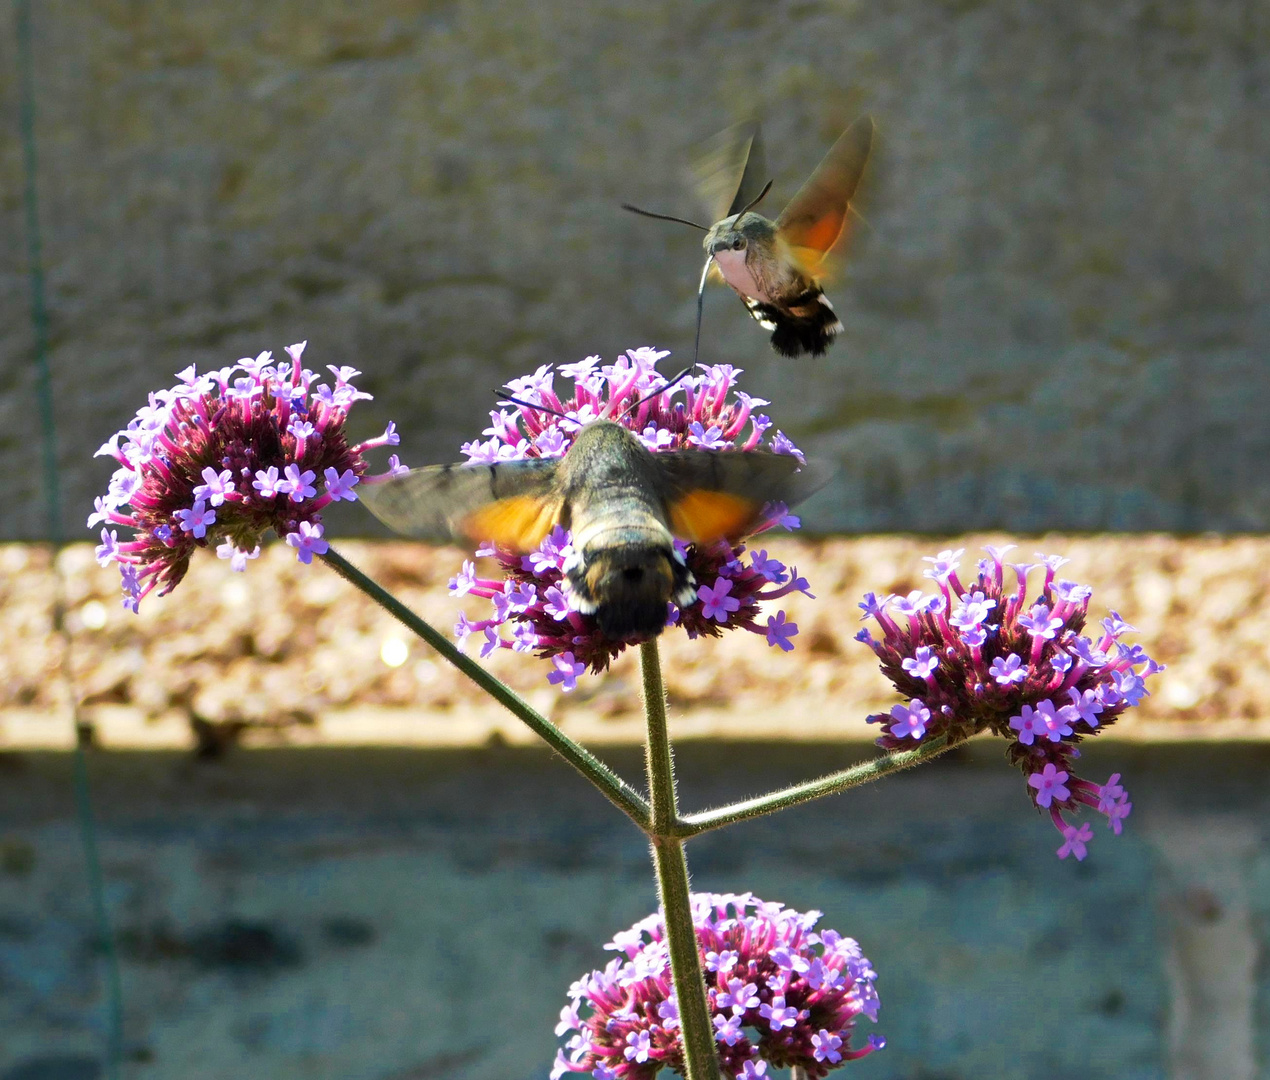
{"left": 675, "top": 735, "right": 953, "bottom": 837}
{"left": 320, "top": 546, "right": 649, "bottom": 829}
{"left": 640, "top": 639, "right": 721, "bottom": 1080}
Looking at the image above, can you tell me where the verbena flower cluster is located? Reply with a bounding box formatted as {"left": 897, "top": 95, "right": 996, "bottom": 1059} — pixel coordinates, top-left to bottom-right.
{"left": 449, "top": 349, "right": 814, "bottom": 689}
{"left": 89, "top": 343, "right": 403, "bottom": 611}
{"left": 857, "top": 545, "right": 1161, "bottom": 860}
{"left": 552, "top": 892, "right": 884, "bottom": 1080}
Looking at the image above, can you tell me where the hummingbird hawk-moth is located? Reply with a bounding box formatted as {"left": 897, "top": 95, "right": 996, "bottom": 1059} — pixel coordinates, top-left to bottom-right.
{"left": 624, "top": 116, "right": 874, "bottom": 359}
{"left": 358, "top": 420, "right": 822, "bottom": 640}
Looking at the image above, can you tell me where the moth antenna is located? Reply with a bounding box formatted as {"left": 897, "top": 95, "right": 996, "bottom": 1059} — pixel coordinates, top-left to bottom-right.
{"left": 734, "top": 178, "right": 773, "bottom": 218}
{"left": 493, "top": 389, "right": 573, "bottom": 423}
{"left": 621, "top": 256, "right": 711, "bottom": 420}
{"left": 848, "top": 203, "right": 875, "bottom": 234}
{"left": 620, "top": 203, "right": 709, "bottom": 231}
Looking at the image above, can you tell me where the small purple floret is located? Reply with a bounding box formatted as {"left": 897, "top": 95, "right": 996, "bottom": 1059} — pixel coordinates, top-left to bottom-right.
{"left": 888, "top": 701, "right": 930, "bottom": 740}
{"left": 285, "top": 521, "right": 328, "bottom": 564}
{"left": 546, "top": 652, "right": 585, "bottom": 693}
{"left": 699, "top": 578, "right": 742, "bottom": 623}
{"left": 1057, "top": 822, "right": 1094, "bottom": 861}
{"left": 283, "top": 463, "right": 317, "bottom": 503}
{"left": 176, "top": 500, "right": 216, "bottom": 539}
{"left": 902, "top": 646, "right": 938, "bottom": 680}
{"left": 323, "top": 467, "right": 359, "bottom": 501}
{"left": 192, "top": 467, "right": 235, "bottom": 507}
{"left": 764, "top": 611, "right": 798, "bottom": 652}
{"left": 1028, "top": 764, "right": 1071, "bottom": 808}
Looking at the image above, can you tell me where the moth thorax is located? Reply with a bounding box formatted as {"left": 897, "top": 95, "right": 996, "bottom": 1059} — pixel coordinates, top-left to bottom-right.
{"left": 568, "top": 543, "right": 695, "bottom": 641}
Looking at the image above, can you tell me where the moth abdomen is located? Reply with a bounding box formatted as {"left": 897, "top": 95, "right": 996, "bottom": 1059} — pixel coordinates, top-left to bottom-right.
{"left": 746, "top": 288, "right": 844, "bottom": 359}
{"left": 567, "top": 543, "right": 696, "bottom": 641}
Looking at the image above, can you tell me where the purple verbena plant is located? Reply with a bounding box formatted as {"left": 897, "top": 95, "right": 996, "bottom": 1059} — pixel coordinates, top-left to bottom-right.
{"left": 89, "top": 343, "right": 404, "bottom": 611}
{"left": 88, "top": 343, "right": 1164, "bottom": 1080}
{"left": 856, "top": 545, "right": 1160, "bottom": 860}
{"left": 447, "top": 349, "right": 813, "bottom": 689}
{"left": 552, "top": 893, "right": 884, "bottom": 1080}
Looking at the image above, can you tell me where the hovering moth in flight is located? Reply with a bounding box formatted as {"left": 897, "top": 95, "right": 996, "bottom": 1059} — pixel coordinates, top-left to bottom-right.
{"left": 624, "top": 116, "right": 874, "bottom": 358}
{"left": 359, "top": 420, "right": 822, "bottom": 641}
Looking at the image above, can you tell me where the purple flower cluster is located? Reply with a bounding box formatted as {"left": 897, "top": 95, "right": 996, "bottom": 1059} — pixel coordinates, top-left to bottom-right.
{"left": 450, "top": 349, "right": 813, "bottom": 687}
{"left": 89, "top": 343, "right": 403, "bottom": 611}
{"left": 552, "top": 893, "right": 884, "bottom": 1080}
{"left": 857, "top": 546, "right": 1161, "bottom": 860}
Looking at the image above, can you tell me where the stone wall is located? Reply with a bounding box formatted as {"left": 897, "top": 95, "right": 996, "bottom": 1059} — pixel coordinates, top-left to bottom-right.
{"left": 2, "top": 0, "right": 1268, "bottom": 539}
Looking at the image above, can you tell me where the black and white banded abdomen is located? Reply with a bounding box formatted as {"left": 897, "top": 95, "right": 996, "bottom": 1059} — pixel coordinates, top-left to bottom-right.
{"left": 744, "top": 288, "right": 843, "bottom": 359}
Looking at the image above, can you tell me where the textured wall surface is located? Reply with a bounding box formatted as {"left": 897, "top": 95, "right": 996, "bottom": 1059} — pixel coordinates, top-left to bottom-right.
{"left": 2, "top": 0, "right": 1269, "bottom": 539}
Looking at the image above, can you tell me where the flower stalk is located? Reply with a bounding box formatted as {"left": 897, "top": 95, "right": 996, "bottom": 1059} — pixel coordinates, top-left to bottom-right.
{"left": 319, "top": 546, "right": 650, "bottom": 829}
{"left": 675, "top": 734, "right": 952, "bottom": 839}
{"left": 640, "top": 639, "right": 721, "bottom": 1080}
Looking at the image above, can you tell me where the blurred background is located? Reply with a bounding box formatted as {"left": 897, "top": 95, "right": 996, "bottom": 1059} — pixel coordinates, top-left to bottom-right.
{"left": 3, "top": 0, "right": 1270, "bottom": 1078}
{"left": 2, "top": 0, "right": 1268, "bottom": 537}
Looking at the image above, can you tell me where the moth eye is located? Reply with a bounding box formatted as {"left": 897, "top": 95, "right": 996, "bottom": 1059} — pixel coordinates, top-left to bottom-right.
{"left": 731, "top": 237, "right": 746, "bottom": 251}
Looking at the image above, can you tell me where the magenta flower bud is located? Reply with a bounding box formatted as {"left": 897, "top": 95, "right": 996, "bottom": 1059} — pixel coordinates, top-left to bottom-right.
{"left": 551, "top": 893, "right": 883, "bottom": 1080}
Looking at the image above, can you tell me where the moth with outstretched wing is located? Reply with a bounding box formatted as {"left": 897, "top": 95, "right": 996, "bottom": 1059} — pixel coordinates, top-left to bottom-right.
{"left": 360, "top": 420, "right": 824, "bottom": 640}
{"left": 625, "top": 117, "right": 874, "bottom": 358}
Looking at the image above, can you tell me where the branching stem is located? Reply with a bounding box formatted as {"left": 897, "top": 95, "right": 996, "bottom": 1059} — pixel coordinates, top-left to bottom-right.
{"left": 320, "top": 546, "right": 650, "bottom": 829}
{"left": 640, "top": 639, "right": 721, "bottom": 1080}
{"left": 676, "top": 736, "right": 952, "bottom": 837}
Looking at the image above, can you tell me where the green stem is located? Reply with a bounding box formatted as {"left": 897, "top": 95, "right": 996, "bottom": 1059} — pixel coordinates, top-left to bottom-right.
{"left": 72, "top": 740, "right": 124, "bottom": 1080}
{"left": 640, "top": 640, "right": 720, "bottom": 1080}
{"left": 675, "top": 734, "right": 952, "bottom": 838}
{"left": 319, "top": 546, "right": 649, "bottom": 830}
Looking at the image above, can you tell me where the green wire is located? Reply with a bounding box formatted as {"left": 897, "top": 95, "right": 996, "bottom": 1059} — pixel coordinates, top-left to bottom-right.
{"left": 16, "top": 1, "right": 125, "bottom": 1074}
{"left": 15, "top": 0, "right": 58, "bottom": 539}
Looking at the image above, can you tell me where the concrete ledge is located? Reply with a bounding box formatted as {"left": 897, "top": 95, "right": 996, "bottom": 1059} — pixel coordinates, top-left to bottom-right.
{"left": 3, "top": 535, "right": 1268, "bottom": 750}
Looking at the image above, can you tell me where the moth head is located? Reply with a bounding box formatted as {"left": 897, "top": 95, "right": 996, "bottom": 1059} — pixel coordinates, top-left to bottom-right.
{"left": 705, "top": 213, "right": 773, "bottom": 256}
{"left": 566, "top": 544, "right": 696, "bottom": 641}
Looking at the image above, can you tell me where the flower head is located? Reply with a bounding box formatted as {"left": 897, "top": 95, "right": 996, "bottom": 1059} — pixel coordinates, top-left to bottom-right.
{"left": 551, "top": 893, "right": 883, "bottom": 1080}
{"left": 447, "top": 351, "right": 812, "bottom": 691}
{"left": 89, "top": 342, "right": 401, "bottom": 610}
{"left": 858, "top": 545, "right": 1161, "bottom": 860}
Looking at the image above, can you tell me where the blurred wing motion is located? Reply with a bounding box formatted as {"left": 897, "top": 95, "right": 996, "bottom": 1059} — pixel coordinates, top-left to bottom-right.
{"left": 777, "top": 115, "right": 874, "bottom": 280}
{"left": 698, "top": 116, "right": 875, "bottom": 357}
{"left": 624, "top": 116, "right": 874, "bottom": 358}
{"left": 358, "top": 459, "right": 562, "bottom": 552}
{"left": 658, "top": 449, "right": 823, "bottom": 543}
{"left": 692, "top": 120, "right": 769, "bottom": 222}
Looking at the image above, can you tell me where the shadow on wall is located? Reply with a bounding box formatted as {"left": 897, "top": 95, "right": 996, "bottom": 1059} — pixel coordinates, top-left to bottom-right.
{"left": 1, "top": 743, "right": 1269, "bottom": 1076}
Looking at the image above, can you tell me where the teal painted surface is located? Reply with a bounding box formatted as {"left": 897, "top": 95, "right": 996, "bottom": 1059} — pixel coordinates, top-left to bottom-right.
{"left": 2, "top": 743, "right": 1265, "bottom": 1077}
